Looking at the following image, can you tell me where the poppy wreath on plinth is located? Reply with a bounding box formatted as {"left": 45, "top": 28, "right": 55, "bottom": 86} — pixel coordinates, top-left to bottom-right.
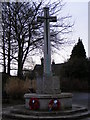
{"left": 29, "top": 98, "right": 40, "bottom": 110}
{"left": 48, "top": 99, "right": 60, "bottom": 111}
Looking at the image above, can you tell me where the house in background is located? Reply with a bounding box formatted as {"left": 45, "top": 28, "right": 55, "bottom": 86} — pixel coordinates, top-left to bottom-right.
{"left": 34, "top": 58, "right": 64, "bottom": 77}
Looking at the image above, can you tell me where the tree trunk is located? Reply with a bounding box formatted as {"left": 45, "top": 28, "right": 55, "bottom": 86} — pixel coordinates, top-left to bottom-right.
{"left": 2, "top": 33, "right": 6, "bottom": 73}
{"left": 18, "top": 60, "right": 23, "bottom": 79}
{"left": 7, "top": 3, "right": 11, "bottom": 76}
{"left": 17, "top": 46, "right": 23, "bottom": 79}
{"left": 7, "top": 39, "right": 10, "bottom": 75}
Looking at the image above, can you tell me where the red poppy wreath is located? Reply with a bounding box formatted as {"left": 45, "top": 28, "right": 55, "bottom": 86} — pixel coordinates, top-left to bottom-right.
{"left": 48, "top": 99, "right": 60, "bottom": 111}
{"left": 29, "top": 98, "right": 40, "bottom": 110}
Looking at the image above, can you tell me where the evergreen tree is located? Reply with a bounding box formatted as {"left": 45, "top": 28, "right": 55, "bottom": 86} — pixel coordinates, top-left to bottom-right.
{"left": 70, "top": 38, "right": 86, "bottom": 59}
{"left": 60, "top": 38, "right": 88, "bottom": 80}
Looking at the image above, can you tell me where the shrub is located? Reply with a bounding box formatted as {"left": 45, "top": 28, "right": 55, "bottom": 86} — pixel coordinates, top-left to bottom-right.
{"left": 72, "top": 79, "right": 88, "bottom": 92}
{"left": 61, "top": 78, "right": 88, "bottom": 92}
{"left": 5, "top": 77, "right": 31, "bottom": 99}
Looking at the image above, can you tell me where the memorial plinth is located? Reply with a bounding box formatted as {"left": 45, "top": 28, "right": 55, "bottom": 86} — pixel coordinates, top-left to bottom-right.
{"left": 24, "top": 75, "right": 72, "bottom": 110}
{"left": 24, "top": 74, "right": 73, "bottom": 110}
{"left": 24, "top": 93, "right": 72, "bottom": 110}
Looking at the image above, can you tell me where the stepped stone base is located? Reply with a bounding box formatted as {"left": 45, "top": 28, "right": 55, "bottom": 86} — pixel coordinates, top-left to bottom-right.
{"left": 2, "top": 104, "right": 90, "bottom": 120}
{"left": 24, "top": 93, "right": 72, "bottom": 110}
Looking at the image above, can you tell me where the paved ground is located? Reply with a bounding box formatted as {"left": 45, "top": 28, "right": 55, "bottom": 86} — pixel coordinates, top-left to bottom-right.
{"left": 72, "top": 92, "right": 90, "bottom": 110}
{"left": 72, "top": 92, "right": 90, "bottom": 120}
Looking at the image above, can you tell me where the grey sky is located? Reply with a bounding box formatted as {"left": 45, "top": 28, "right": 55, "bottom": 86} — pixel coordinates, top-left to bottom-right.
{"left": 50, "top": 0, "right": 88, "bottom": 63}
{"left": 37, "top": 1, "right": 88, "bottom": 64}
{"left": 66, "top": 1, "right": 88, "bottom": 55}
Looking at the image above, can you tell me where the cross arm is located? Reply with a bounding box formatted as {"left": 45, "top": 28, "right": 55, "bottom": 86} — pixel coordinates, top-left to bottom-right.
{"left": 37, "top": 16, "right": 57, "bottom": 22}
{"left": 37, "top": 16, "right": 45, "bottom": 22}
{"left": 49, "top": 16, "right": 57, "bottom": 22}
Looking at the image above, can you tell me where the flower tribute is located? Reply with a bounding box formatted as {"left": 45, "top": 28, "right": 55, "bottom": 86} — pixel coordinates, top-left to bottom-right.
{"left": 48, "top": 99, "right": 60, "bottom": 111}
{"left": 29, "top": 98, "right": 40, "bottom": 110}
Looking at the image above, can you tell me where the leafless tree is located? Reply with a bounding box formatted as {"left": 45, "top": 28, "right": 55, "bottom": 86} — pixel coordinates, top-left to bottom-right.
{"left": 0, "top": 0, "right": 74, "bottom": 78}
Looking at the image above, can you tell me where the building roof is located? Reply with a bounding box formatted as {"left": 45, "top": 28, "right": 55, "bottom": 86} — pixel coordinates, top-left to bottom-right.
{"left": 34, "top": 63, "right": 64, "bottom": 76}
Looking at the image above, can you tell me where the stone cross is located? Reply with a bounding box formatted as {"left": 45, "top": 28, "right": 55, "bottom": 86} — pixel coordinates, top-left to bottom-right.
{"left": 37, "top": 7, "right": 57, "bottom": 75}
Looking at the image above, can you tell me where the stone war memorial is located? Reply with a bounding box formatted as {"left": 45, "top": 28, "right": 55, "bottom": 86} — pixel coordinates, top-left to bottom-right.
{"left": 24, "top": 7, "right": 72, "bottom": 110}
{"left": 2, "top": 7, "right": 90, "bottom": 120}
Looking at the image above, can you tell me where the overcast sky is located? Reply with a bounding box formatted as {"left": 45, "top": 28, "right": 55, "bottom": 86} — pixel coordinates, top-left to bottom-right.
{"left": 60, "top": 1, "right": 88, "bottom": 61}
{"left": 34, "top": 0, "right": 88, "bottom": 64}
{"left": 65, "top": 1, "right": 88, "bottom": 55}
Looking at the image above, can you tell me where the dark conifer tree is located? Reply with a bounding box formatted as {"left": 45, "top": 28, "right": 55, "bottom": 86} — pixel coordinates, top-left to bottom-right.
{"left": 70, "top": 37, "right": 86, "bottom": 59}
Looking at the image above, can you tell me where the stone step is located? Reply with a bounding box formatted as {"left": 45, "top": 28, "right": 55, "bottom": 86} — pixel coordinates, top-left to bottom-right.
{"left": 82, "top": 117, "right": 90, "bottom": 120}
{"left": 11, "top": 105, "right": 88, "bottom": 116}
{"left": 2, "top": 105, "right": 90, "bottom": 120}
{"left": 2, "top": 111, "right": 90, "bottom": 120}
